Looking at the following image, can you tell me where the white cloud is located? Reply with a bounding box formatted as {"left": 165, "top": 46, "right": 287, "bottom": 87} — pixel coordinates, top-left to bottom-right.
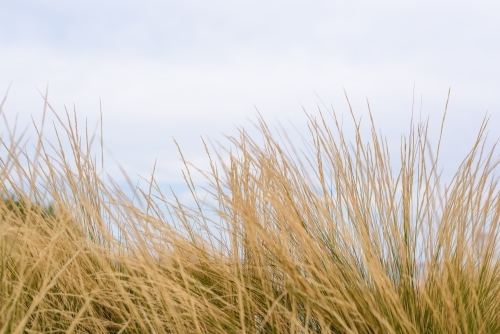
{"left": 1, "top": 0, "right": 500, "bottom": 201}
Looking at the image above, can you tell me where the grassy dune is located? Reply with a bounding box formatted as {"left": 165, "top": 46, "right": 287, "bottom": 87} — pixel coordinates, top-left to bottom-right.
{"left": 1, "top": 95, "right": 500, "bottom": 333}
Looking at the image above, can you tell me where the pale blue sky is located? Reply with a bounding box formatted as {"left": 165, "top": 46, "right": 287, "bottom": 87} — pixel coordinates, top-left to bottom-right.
{"left": 1, "top": 0, "right": 500, "bottom": 206}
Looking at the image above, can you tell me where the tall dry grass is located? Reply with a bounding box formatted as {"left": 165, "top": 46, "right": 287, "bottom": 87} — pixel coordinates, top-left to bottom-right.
{"left": 1, "top": 92, "right": 500, "bottom": 333}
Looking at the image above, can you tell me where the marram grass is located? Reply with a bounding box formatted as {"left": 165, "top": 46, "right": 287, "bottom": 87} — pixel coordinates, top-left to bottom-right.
{"left": 1, "top": 95, "right": 500, "bottom": 333}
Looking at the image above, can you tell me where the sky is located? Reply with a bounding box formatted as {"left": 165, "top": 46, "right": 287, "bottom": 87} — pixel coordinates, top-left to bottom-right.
{"left": 1, "top": 0, "right": 500, "bottom": 209}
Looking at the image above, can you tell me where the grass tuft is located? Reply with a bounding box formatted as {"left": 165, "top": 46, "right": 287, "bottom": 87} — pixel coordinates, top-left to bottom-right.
{"left": 1, "top": 95, "right": 499, "bottom": 333}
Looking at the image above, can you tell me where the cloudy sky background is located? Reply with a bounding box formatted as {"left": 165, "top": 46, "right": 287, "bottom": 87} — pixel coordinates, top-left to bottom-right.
{"left": 1, "top": 0, "right": 500, "bottom": 208}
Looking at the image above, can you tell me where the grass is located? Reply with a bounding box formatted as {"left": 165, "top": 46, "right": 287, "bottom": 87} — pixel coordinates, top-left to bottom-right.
{"left": 1, "top": 92, "right": 500, "bottom": 333}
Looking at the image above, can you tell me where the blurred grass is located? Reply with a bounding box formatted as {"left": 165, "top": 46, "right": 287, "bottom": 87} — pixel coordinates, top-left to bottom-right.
{"left": 1, "top": 92, "right": 500, "bottom": 333}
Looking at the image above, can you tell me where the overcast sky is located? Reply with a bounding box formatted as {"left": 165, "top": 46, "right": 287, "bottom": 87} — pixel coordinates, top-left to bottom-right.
{"left": 1, "top": 0, "right": 500, "bottom": 206}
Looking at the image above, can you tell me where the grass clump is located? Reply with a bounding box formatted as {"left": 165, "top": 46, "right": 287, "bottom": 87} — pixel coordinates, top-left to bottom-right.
{"left": 1, "top": 92, "right": 500, "bottom": 333}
